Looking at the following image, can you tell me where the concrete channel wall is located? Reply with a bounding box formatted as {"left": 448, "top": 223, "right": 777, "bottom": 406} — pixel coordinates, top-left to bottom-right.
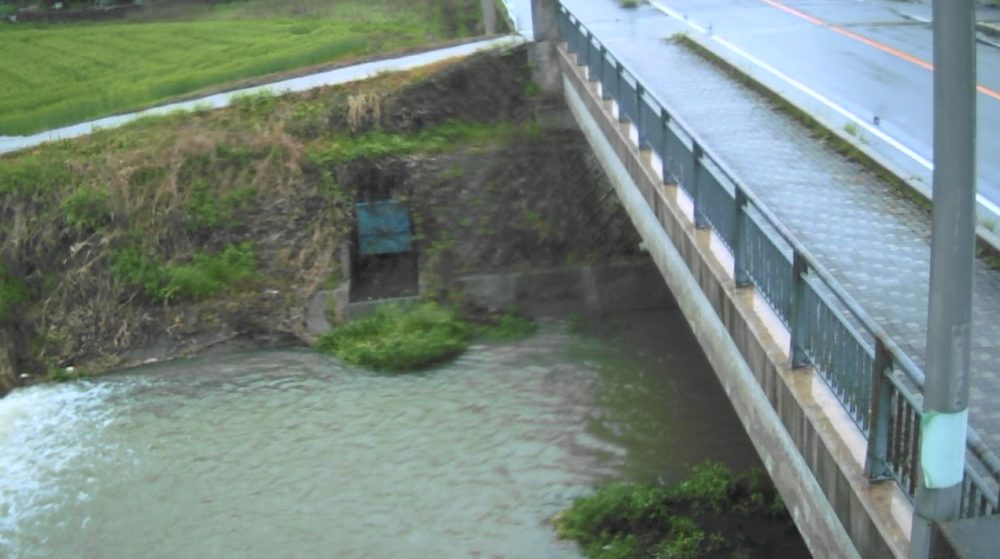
{"left": 552, "top": 38, "right": 913, "bottom": 559}
{"left": 307, "top": 259, "right": 673, "bottom": 335}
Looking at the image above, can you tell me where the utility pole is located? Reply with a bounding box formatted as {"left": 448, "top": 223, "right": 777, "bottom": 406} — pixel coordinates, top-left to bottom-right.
{"left": 910, "top": 0, "right": 977, "bottom": 557}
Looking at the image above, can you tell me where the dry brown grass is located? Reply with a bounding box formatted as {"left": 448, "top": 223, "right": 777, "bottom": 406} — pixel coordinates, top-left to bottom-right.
{"left": 347, "top": 92, "right": 385, "bottom": 134}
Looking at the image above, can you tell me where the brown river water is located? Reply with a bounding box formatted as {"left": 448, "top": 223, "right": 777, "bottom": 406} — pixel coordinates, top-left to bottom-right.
{"left": 0, "top": 310, "right": 758, "bottom": 558}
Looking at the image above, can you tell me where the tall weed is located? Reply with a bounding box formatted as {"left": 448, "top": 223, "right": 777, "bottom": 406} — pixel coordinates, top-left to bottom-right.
{"left": 112, "top": 242, "right": 257, "bottom": 302}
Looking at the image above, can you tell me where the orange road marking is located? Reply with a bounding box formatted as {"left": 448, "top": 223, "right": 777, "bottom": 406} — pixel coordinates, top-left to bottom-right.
{"left": 756, "top": 0, "right": 1000, "bottom": 101}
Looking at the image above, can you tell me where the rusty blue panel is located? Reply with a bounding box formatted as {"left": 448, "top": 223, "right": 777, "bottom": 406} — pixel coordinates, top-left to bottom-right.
{"left": 356, "top": 201, "right": 412, "bottom": 255}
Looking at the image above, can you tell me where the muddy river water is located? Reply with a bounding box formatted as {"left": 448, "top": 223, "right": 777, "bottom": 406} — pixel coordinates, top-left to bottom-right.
{"left": 0, "top": 310, "right": 758, "bottom": 558}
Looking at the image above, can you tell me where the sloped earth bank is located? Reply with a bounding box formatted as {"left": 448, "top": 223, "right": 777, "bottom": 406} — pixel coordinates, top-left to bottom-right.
{"left": 0, "top": 46, "right": 642, "bottom": 394}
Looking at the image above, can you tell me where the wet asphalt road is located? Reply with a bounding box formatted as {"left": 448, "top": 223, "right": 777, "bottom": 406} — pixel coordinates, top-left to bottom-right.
{"left": 643, "top": 0, "right": 1000, "bottom": 212}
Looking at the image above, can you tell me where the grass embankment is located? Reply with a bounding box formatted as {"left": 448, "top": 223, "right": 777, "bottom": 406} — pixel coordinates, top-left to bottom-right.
{"left": 314, "top": 302, "right": 536, "bottom": 371}
{"left": 556, "top": 462, "right": 807, "bottom": 559}
{"left": 0, "top": 0, "right": 488, "bottom": 135}
{"left": 0, "top": 45, "right": 543, "bottom": 387}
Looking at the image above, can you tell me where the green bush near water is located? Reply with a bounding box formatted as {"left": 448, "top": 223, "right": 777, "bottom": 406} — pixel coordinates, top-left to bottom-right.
{"left": 555, "top": 462, "right": 796, "bottom": 559}
{"left": 315, "top": 302, "right": 472, "bottom": 371}
{"left": 314, "top": 301, "right": 536, "bottom": 371}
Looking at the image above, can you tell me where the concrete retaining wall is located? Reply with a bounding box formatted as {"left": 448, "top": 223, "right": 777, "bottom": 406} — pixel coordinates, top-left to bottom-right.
{"left": 455, "top": 259, "right": 674, "bottom": 317}
{"left": 307, "top": 258, "right": 673, "bottom": 335}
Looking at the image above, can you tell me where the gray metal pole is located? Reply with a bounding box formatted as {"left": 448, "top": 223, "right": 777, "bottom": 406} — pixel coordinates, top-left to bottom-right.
{"left": 910, "top": 0, "right": 977, "bottom": 557}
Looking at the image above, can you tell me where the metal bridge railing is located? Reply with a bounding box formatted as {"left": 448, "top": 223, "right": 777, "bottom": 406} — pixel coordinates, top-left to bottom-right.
{"left": 555, "top": 1, "right": 1000, "bottom": 517}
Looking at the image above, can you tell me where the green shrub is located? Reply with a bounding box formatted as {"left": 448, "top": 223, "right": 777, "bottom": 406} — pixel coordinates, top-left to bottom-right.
{"left": 0, "top": 267, "right": 29, "bottom": 321}
{"left": 655, "top": 516, "right": 725, "bottom": 559}
{"left": 555, "top": 482, "right": 673, "bottom": 550}
{"left": 669, "top": 461, "right": 735, "bottom": 511}
{"left": 314, "top": 301, "right": 472, "bottom": 371}
{"left": 555, "top": 462, "right": 794, "bottom": 559}
{"left": 231, "top": 90, "right": 277, "bottom": 117}
{"left": 60, "top": 188, "right": 111, "bottom": 233}
{"left": 112, "top": 242, "right": 257, "bottom": 302}
{"left": 187, "top": 180, "right": 257, "bottom": 230}
{"left": 0, "top": 154, "right": 69, "bottom": 196}
{"left": 160, "top": 243, "right": 256, "bottom": 300}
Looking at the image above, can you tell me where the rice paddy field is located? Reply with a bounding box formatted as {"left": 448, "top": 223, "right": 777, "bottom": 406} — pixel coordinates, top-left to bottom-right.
{"left": 0, "top": 0, "right": 488, "bottom": 135}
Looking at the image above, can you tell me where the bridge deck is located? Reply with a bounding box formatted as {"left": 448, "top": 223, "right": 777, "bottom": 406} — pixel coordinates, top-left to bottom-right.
{"left": 559, "top": 0, "right": 1000, "bottom": 458}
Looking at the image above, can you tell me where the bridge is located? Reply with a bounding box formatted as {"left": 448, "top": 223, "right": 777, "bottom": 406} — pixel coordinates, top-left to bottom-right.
{"left": 498, "top": 0, "right": 1000, "bottom": 557}
{"left": 3, "top": 1, "right": 996, "bottom": 555}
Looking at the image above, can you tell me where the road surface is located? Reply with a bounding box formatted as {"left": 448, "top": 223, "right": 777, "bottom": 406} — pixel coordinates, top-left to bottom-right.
{"left": 646, "top": 0, "right": 1000, "bottom": 218}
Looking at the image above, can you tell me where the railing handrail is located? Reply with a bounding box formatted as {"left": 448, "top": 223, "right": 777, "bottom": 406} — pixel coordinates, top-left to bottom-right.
{"left": 556, "top": 2, "right": 1000, "bottom": 483}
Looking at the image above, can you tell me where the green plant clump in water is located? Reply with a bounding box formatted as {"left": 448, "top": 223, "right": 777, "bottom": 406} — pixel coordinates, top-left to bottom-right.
{"left": 314, "top": 302, "right": 473, "bottom": 371}
{"left": 112, "top": 242, "right": 257, "bottom": 302}
{"left": 555, "top": 462, "right": 798, "bottom": 559}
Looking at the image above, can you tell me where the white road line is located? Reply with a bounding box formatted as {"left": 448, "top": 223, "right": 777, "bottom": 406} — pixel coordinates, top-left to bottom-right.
{"left": 648, "top": 0, "right": 1000, "bottom": 217}
{"left": 649, "top": 0, "right": 707, "bottom": 34}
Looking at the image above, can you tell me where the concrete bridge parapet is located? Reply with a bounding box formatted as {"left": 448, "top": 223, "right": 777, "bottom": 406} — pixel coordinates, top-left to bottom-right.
{"left": 547, "top": 27, "right": 913, "bottom": 559}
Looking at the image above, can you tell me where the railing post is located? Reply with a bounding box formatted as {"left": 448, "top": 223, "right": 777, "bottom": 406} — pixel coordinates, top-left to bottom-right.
{"left": 865, "top": 339, "right": 895, "bottom": 481}
{"left": 691, "top": 141, "right": 708, "bottom": 228}
{"left": 600, "top": 46, "right": 611, "bottom": 100}
{"left": 733, "top": 188, "right": 751, "bottom": 287}
{"left": 636, "top": 83, "right": 647, "bottom": 150}
{"left": 616, "top": 62, "right": 626, "bottom": 124}
{"left": 790, "top": 251, "right": 810, "bottom": 368}
{"left": 660, "top": 110, "right": 672, "bottom": 183}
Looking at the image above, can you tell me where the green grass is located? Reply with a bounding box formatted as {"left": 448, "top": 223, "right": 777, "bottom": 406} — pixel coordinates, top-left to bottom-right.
{"left": 0, "top": 266, "right": 30, "bottom": 321}
{"left": 314, "top": 301, "right": 536, "bottom": 371}
{"left": 307, "top": 120, "right": 519, "bottom": 164}
{"left": 60, "top": 187, "right": 112, "bottom": 233}
{"left": 555, "top": 463, "right": 791, "bottom": 559}
{"left": 0, "top": 0, "right": 485, "bottom": 135}
{"left": 111, "top": 241, "right": 257, "bottom": 302}
{"left": 314, "top": 302, "right": 473, "bottom": 371}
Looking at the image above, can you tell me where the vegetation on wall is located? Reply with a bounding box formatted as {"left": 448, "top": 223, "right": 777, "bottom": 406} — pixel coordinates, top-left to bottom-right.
{"left": 0, "top": 44, "right": 561, "bottom": 388}
{"left": 0, "top": 267, "right": 29, "bottom": 322}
